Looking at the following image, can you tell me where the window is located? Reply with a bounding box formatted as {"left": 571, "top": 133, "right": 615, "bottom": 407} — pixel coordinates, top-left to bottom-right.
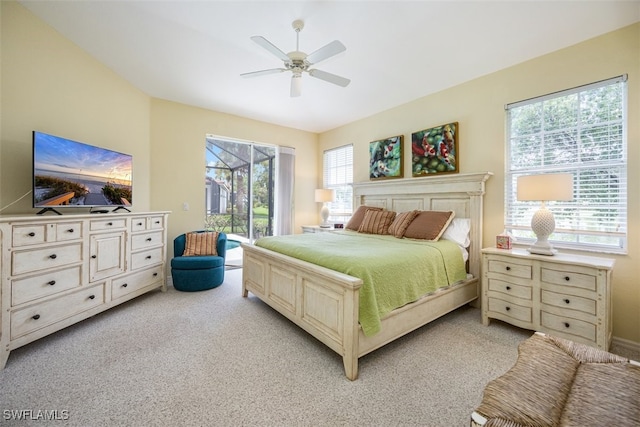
{"left": 505, "top": 75, "right": 627, "bottom": 253}
{"left": 323, "top": 144, "right": 353, "bottom": 223}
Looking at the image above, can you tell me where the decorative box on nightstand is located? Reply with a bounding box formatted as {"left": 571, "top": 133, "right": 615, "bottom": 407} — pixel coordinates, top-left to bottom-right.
{"left": 481, "top": 247, "right": 614, "bottom": 351}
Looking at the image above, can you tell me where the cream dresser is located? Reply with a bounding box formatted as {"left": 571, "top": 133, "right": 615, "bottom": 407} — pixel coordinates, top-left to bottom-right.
{"left": 481, "top": 247, "right": 614, "bottom": 351}
{"left": 0, "top": 211, "right": 169, "bottom": 369}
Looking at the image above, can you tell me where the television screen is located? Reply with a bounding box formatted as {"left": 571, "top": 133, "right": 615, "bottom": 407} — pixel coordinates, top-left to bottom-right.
{"left": 33, "top": 131, "right": 132, "bottom": 211}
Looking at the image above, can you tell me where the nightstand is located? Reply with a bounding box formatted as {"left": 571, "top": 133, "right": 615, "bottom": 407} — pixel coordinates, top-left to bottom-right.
{"left": 301, "top": 225, "right": 334, "bottom": 233}
{"left": 481, "top": 247, "right": 614, "bottom": 351}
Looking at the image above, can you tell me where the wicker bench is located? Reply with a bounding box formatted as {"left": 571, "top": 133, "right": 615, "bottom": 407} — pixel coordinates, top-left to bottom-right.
{"left": 471, "top": 332, "right": 640, "bottom": 427}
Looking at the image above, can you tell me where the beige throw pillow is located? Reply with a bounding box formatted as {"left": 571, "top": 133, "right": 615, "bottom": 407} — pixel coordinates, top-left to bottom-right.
{"left": 183, "top": 231, "right": 219, "bottom": 256}
{"left": 388, "top": 210, "right": 420, "bottom": 238}
{"left": 345, "top": 205, "right": 383, "bottom": 231}
{"left": 402, "top": 210, "right": 455, "bottom": 241}
{"left": 358, "top": 209, "right": 396, "bottom": 235}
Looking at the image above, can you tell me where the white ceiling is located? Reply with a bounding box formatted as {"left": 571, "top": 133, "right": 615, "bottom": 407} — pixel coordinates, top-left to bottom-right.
{"left": 19, "top": 1, "right": 640, "bottom": 133}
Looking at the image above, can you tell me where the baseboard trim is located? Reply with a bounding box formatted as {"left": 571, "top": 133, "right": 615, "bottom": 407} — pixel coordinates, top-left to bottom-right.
{"left": 612, "top": 335, "right": 640, "bottom": 354}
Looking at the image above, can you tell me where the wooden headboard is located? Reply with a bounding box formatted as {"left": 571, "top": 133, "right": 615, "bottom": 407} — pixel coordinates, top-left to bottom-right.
{"left": 352, "top": 172, "right": 493, "bottom": 279}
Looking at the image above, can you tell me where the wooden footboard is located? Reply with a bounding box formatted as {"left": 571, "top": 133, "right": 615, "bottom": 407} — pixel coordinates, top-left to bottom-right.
{"left": 242, "top": 243, "right": 363, "bottom": 379}
{"left": 242, "top": 172, "right": 491, "bottom": 380}
{"left": 242, "top": 243, "right": 478, "bottom": 380}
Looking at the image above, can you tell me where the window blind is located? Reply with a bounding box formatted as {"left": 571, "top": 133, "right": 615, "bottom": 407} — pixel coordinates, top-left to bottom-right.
{"left": 505, "top": 75, "right": 627, "bottom": 253}
{"left": 323, "top": 144, "right": 353, "bottom": 222}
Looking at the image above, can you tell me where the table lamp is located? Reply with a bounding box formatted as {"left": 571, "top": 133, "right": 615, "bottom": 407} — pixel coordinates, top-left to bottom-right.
{"left": 315, "top": 189, "right": 335, "bottom": 228}
{"left": 517, "top": 173, "right": 573, "bottom": 255}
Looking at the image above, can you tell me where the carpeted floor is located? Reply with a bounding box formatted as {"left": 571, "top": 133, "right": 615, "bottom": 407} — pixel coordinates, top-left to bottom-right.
{"left": 0, "top": 268, "right": 634, "bottom": 426}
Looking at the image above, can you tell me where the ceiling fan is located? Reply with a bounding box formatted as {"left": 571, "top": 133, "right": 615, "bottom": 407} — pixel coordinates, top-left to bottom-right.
{"left": 241, "top": 19, "right": 350, "bottom": 97}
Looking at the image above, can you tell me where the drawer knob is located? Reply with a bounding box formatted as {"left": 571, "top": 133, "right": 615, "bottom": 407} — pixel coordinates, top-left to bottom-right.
{"left": 48, "top": 280, "right": 56, "bottom": 286}
{"left": 564, "top": 322, "right": 570, "bottom": 328}
{"left": 49, "top": 254, "right": 57, "bottom": 259}
{"left": 506, "top": 286, "right": 511, "bottom": 291}
{"left": 107, "top": 222, "right": 113, "bottom": 226}
{"left": 564, "top": 299, "right": 570, "bottom": 304}
{"left": 505, "top": 306, "right": 511, "bottom": 311}
{"left": 564, "top": 276, "right": 570, "bottom": 281}
{"left": 146, "top": 255, "right": 152, "bottom": 260}
{"left": 155, "top": 221, "right": 160, "bottom": 224}
{"left": 67, "top": 228, "right": 74, "bottom": 233}
{"left": 137, "top": 222, "right": 143, "bottom": 226}
{"left": 32, "top": 314, "right": 40, "bottom": 320}
{"left": 146, "top": 238, "right": 152, "bottom": 242}
{"left": 153, "top": 273, "right": 158, "bottom": 277}
{"left": 88, "top": 295, "right": 95, "bottom": 300}
{"left": 91, "top": 255, "right": 97, "bottom": 259}
{"left": 28, "top": 232, "right": 36, "bottom": 237}
{"left": 505, "top": 266, "right": 511, "bottom": 271}
{"left": 122, "top": 283, "right": 128, "bottom": 288}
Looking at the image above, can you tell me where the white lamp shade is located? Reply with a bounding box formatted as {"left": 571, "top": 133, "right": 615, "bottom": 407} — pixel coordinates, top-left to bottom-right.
{"left": 517, "top": 173, "right": 573, "bottom": 202}
{"left": 315, "top": 189, "right": 335, "bottom": 203}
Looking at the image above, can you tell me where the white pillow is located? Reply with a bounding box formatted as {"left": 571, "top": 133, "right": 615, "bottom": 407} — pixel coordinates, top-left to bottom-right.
{"left": 442, "top": 218, "right": 471, "bottom": 248}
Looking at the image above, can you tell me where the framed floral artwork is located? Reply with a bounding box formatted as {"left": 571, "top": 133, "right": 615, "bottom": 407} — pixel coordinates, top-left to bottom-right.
{"left": 369, "top": 135, "right": 403, "bottom": 180}
{"left": 411, "top": 122, "right": 458, "bottom": 176}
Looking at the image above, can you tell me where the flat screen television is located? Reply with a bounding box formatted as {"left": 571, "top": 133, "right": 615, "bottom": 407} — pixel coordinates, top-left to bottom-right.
{"left": 33, "top": 131, "right": 132, "bottom": 214}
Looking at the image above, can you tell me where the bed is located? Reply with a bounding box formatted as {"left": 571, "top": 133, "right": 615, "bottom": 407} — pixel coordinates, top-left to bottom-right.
{"left": 242, "top": 171, "right": 492, "bottom": 380}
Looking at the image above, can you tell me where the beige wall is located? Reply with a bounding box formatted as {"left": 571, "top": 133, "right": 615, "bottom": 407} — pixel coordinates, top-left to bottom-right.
{"left": 1, "top": 1, "right": 151, "bottom": 213}
{"left": 149, "top": 99, "right": 318, "bottom": 249}
{"left": 320, "top": 23, "right": 640, "bottom": 344}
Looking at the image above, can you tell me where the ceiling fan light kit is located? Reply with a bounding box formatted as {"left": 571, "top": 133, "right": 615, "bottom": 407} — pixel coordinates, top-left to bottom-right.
{"left": 241, "top": 19, "right": 350, "bottom": 97}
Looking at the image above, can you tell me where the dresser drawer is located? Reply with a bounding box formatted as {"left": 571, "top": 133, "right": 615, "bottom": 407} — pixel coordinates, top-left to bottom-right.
{"left": 149, "top": 216, "right": 164, "bottom": 230}
{"left": 12, "top": 224, "right": 46, "bottom": 247}
{"left": 12, "top": 243, "right": 82, "bottom": 276}
{"left": 131, "top": 231, "right": 163, "bottom": 250}
{"left": 11, "top": 266, "right": 82, "bottom": 306}
{"left": 487, "top": 278, "right": 532, "bottom": 300}
{"left": 541, "top": 290, "right": 596, "bottom": 316}
{"left": 112, "top": 265, "right": 163, "bottom": 300}
{"left": 541, "top": 311, "right": 596, "bottom": 343}
{"left": 488, "top": 297, "right": 532, "bottom": 323}
{"left": 89, "top": 218, "right": 127, "bottom": 231}
{"left": 54, "top": 222, "right": 83, "bottom": 241}
{"left": 487, "top": 259, "right": 532, "bottom": 279}
{"left": 131, "top": 247, "right": 163, "bottom": 270}
{"left": 541, "top": 267, "right": 597, "bottom": 291}
{"left": 11, "top": 284, "right": 104, "bottom": 339}
{"left": 131, "top": 217, "right": 148, "bottom": 232}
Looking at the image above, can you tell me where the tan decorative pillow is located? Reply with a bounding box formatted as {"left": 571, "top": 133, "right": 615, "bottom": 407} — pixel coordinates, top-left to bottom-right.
{"left": 358, "top": 209, "right": 396, "bottom": 235}
{"left": 345, "top": 205, "right": 383, "bottom": 231}
{"left": 388, "top": 210, "right": 420, "bottom": 238}
{"left": 183, "top": 231, "right": 219, "bottom": 256}
{"left": 402, "top": 210, "right": 455, "bottom": 241}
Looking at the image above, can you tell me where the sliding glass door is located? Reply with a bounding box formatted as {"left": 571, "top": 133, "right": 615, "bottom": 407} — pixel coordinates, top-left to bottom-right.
{"left": 205, "top": 136, "right": 278, "bottom": 242}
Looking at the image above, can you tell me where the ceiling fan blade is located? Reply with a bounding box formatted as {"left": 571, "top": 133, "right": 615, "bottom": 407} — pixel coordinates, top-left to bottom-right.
{"left": 306, "top": 40, "right": 346, "bottom": 65}
{"left": 290, "top": 74, "right": 302, "bottom": 97}
{"left": 250, "top": 36, "right": 290, "bottom": 62}
{"left": 308, "top": 69, "right": 350, "bottom": 87}
{"left": 241, "top": 68, "right": 286, "bottom": 78}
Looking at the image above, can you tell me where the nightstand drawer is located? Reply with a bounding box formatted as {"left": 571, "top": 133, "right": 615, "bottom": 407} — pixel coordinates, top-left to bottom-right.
{"left": 487, "top": 259, "right": 532, "bottom": 279}
{"left": 541, "top": 311, "right": 596, "bottom": 343}
{"left": 541, "top": 267, "right": 596, "bottom": 291}
{"left": 541, "top": 290, "right": 596, "bottom": 316}
{"left": 487, "top": 278, "right": 532, "bottom": 300}
{"left": 488, "top": 297, "right": 532, "bottom": 323}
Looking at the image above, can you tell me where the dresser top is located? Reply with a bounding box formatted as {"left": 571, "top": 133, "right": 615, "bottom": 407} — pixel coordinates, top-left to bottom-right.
{"left": 482, "top": 247, "right": 615, "bottom": 270}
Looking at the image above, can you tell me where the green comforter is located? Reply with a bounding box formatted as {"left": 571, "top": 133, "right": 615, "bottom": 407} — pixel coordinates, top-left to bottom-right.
{"left": 255, "top": 231, "right": 467, "bottom": 336}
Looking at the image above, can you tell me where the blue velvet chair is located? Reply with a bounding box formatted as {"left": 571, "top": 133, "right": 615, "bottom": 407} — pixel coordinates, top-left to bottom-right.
{"left": 171, "top": 231, "right": 227, "bottom": 292}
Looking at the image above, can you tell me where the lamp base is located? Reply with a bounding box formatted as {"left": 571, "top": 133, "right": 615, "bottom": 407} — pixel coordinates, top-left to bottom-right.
{"left": 527, "top": 242, "right": 557, "bottom": 256}
{"left": 529, "top": 206, "right": 558, "bottom": 256}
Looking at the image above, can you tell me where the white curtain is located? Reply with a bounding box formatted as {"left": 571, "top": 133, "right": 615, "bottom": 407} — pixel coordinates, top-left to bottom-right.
{"left": 275, "top": 146, "right": 295, "bottom": 235}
